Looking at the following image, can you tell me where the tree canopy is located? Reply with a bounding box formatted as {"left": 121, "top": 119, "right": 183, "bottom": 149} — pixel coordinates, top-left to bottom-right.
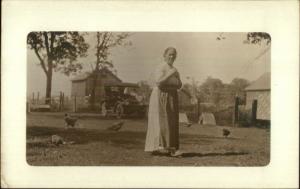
{"left": 94, "top": 32, "right": 131, "bottom": 72}
{"left": 185, "top": 76, "right": 251, "bottom": 108}
{"left": 27, "top": 32, "right": 89, "bottom": 76}
{"left": 245, "top": 32, "right": 271, "bottom": 45}
{"left": 88, "top": 32, "right": 132, "bottom": 108}
{"left": 27, "top": 32, "right": 89, "bottom": 103}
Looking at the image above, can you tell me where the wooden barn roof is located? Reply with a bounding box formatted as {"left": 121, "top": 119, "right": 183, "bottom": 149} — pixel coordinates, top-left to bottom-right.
{"left": 245, "top": 72, "right": 270, "bottom": 91}
{"left": 71, "top": 68, "right": 122, "bottom": 82}
{"left": 71, "top": 72, "right": 91, "bottom": 81}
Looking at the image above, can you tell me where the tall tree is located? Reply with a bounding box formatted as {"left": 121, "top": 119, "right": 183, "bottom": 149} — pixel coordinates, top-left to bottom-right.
{"left": 230, "top": 78, "right": 250, "bottom": 91}
{"left": 215, "top": 32, "right": 271, "bottom": 45}
{"left": 27, "top": 32, "right": 89, "bottom": 104}
{"left": 198, "top": 76, "right": 224, "bottom": 105}
{"left": 90, "top": 32, "right": 131, "bottom": 108}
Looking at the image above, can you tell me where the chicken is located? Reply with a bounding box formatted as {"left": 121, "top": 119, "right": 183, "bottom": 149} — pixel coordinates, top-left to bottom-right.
{"left": 51, "top": 135, "right": 64, "bottom": 146}
{"left": 50, "top": 135, "right": 74, "bottom": 146}
{"left": 222, "top": 129, "right": 231, "bottom": 138}
{"left": 106, "top": 121, "right": 124, "bottom": 131}
{"left": 64, "top": 113, "right": 78, "bottom": 128}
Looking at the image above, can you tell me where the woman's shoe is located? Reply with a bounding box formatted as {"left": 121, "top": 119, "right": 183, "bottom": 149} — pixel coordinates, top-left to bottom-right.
{"left": 170, "top": 150, "right": 182, "bottom": 157}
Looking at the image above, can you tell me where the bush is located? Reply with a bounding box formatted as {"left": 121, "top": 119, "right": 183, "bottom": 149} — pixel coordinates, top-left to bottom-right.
{"left": 214, "top": 108, "right": 233, "bottom": 126}
{"left": 238, "top": 107, "right": 252, "bottom": 127}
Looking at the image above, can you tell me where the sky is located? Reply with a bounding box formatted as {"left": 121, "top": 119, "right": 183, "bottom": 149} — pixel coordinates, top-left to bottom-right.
{"left": 27, "top": 32, "right": 270, "bottom": 97}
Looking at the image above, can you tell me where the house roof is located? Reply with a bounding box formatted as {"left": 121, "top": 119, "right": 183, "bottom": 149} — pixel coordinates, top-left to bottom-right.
{"left": 245, "top": 72, "right": 270, "bottom": 91}
{"left": 71, "top": 72, "right": 91, "bottom": 81}
{"left": 71, "top": 68, "right": 122, "bottom": 82}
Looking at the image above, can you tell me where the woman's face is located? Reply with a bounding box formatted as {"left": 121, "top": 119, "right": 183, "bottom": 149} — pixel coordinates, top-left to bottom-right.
{"left": 164, "top": 48, "right": 177, "bottom": 66}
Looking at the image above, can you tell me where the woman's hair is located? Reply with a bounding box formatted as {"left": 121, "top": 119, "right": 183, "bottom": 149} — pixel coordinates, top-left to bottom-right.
{"left": 163, "top": 47, "right": 177, "bottom": 57}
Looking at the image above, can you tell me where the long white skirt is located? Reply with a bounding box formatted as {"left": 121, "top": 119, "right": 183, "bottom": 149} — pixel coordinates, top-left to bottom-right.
{"left": 144, "top": 87, "right": 161, "bottom": 152}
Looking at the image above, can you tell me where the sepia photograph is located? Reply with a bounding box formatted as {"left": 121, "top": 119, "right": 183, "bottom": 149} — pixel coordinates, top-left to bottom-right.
{"left": 2, "top": 0, "right": 298, "bottom": 188}
{"left": 26, "top": 32, "right": 271, "bottom": 166}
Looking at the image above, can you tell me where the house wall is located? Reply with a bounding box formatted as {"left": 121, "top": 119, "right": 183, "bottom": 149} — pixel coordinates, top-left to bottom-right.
{"left": 70, "top": 70, "right": 123, "bottom": 111}
{"left": 85, "top": 72, "right": 122, "bottom": 103}
{"left": 246, "top": 90, "right": 270, "bottom": 120}
{"left": 71, "top": 81, "right": 86, "bottom": 97}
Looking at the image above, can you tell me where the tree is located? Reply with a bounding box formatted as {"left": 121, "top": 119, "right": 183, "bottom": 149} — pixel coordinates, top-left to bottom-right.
{"left": 89, "top": 32, "right": 131, "bottom": 108}
{"left": 230, "top": 78, "right": 250, "bottom": 91}
{"left": 215, "top": 32, "right": 271, "bottom": 45}
{"left": 245, "top": 32, "right": 271, "bottom": 45}
{"left": 27, "top": 32, "right": 89, "bottom": 104}
{"left": 94, "top": 32, "right": 131, "bottom": 71}
{"left": 198, "top": 76, "right": 224, "bottom": 105}
{"left": 181, "top": 83, "right": 193, "bottom": 96}
{"left": 230, "top": 78, "right": 250, "bottom": 104}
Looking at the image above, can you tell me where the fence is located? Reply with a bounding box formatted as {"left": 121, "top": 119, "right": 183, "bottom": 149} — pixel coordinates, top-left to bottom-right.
{"left": 214, "top": 106, "right": 234, "bottom": 126}
{"left": 214, "top": 96, "right": 259, "bottom": 127}
{"left": 27, "top": 92, "right": 103, "bottom": 113}
{"left": 183, "top": 96, "right": 258, "bottom": 127}
{"left": 27, "top": 93, "right": 263, "bottom": 127}
{"left": 70, "top": 95, "right": 101, "bottom": 113}
{"left": 28, "top": 92, "right": 73, "bottom": 112}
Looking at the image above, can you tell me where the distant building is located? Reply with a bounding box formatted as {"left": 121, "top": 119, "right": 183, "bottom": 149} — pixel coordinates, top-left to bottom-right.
{"left": 71, "top": 68, "right": 123, "bottom": 110}
{"left": 245, "top": 72, "right": 270, "bottom": 121}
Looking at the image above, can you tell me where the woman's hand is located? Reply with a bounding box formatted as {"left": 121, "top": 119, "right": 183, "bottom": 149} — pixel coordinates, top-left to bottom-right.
{"left": 167, "top": 67, "right": 178, "bottom": 76}
{"left": 156, "top": 67, "right": 179, "bottom": 86}
{"left": 173, "top": 71, "right": 180, "bottom": 78}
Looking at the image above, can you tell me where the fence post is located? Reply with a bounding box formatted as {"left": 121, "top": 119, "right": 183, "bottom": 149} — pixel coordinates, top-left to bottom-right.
{"left": 251, "top": 100, "right": 257, "bottom": 125}
{"left": 196, "top": 98, "right": 200, "bottom": 121}
{"left": 27, "top": 101, "right": 30, "bottom": 113}
{"left": 59, "top": 91, "right": 62, "bottom": 111}
{"left": 233, "top": 96, "right": 239, "bottom": 127}
{"left": 37, "top": 92, "right": 40, "bottom": 104}
{"left": 32, "top": 92, "right": 35, "bottom": 104}
{"left": 73, "top": 95, "right": 77, "bottom": 113}
{"left": 62, "top": 92, "right": 65, "bottom": 110}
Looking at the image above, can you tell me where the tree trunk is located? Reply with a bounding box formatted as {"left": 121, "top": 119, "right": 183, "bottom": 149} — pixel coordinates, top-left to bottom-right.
{"left": 45, "top": 72, "right": 52, "bottom": 104}
{"left": 45, "top": 57, "right": 53, "bottom": 105}
{"left": 233, "top": 96, "right": 239, "bottom": 126}
{"left": 90, "top": 71, "right": 97, "bottom": 110}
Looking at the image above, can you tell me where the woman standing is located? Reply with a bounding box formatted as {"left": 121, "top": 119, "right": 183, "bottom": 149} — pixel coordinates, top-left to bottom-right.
{"left": 145, "top": 47, "right": 182, "bottom": 157}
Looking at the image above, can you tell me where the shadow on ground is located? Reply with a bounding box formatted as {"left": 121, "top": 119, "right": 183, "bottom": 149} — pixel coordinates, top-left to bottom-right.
{"left": 27, "top": 125, "right": 241, "bottom": 150}
{"left": 150, "top": 151, "right": 248, "bottom": 158}
{"left": 27, "top": 126, "right": 145, "bottom": 149}
{"left": 181, "top": 151, "right": 248, "bottom": 157}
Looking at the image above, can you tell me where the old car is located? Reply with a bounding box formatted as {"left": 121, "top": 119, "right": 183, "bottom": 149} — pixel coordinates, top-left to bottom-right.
{"left": 100, "top": 83, "right": 148, "bottom": 118}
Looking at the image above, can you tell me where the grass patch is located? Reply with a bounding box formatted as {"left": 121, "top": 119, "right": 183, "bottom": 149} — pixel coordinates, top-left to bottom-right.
{"left": 27, "top": 113, "right": 270, "bottom": 166}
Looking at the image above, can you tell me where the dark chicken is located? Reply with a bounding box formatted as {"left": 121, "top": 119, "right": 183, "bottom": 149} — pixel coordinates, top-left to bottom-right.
{"left": 223, "top": 129, "right": 231, "bottom": 137}
{"left": 107, "top": 121, "right": 124, "bottom": 131}
{"left": 64, "top": 113, "right": 78, "bottom": 127}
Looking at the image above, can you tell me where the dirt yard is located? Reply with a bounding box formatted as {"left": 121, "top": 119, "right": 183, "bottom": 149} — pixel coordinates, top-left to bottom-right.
{"left": 26, "top": 112, "right": 270, "bottom": 166}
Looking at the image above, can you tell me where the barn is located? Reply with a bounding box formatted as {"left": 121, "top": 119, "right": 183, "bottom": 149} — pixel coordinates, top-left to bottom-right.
{"left": 71, "top": 68, "right": 123, "bottom": 110}
{"left": 245, "top": 72, "right": 270, "bottom": 121}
